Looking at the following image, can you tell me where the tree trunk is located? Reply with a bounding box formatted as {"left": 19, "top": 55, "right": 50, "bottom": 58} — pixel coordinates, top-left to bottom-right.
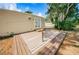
{"left": 64, "top": 4, "right": 74, "bottom": 20}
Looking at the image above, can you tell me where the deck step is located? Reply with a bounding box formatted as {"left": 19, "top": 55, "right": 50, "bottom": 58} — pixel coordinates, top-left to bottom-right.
{"left": 14, "top": 35, "right": 30, "bottom": 55}
{"left": 37, "top": 32, "right": 67, "bottom": 55}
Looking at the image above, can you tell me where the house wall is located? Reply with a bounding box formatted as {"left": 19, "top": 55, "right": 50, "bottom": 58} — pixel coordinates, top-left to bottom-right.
{"left": 45, "top": 22, "right": 55, "bottom": 28}
{"left": 0, "top": 9, "right": 45, "bottom": 34}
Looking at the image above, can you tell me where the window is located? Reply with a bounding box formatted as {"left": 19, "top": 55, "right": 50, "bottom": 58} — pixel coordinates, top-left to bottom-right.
{"left": 35, "top": 18, "right": 41, "bottom": 28}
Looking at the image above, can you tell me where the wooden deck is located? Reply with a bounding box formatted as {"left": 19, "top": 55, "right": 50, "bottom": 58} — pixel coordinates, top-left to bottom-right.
{"left": 0, "top": 31, "right": 67, "bottom": 55}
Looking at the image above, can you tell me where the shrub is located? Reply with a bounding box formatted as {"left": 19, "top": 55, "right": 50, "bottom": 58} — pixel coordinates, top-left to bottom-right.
{"left": 54, "top": 20, "right": 75, "bottom": 30}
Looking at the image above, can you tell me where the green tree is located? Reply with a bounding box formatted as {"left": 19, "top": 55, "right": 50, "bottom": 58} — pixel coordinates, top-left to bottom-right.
{"left": 25, "top": 11, "right": 32, "bottom": 14}
{"left": 47, "top": 3, "right": 79, "bottom": 30}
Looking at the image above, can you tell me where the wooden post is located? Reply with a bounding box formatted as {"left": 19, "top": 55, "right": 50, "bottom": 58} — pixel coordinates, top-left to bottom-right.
{"left": 42, "top": 29, "right": 44, "bottom": 42}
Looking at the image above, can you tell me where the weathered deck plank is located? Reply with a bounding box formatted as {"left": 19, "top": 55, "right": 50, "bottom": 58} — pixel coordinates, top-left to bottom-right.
{"left": 36, "top": 32, "right": 67, "bottom": 55}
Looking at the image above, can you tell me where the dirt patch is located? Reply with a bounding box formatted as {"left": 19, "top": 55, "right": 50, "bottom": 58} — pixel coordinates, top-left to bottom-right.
{"left": 57, "top": 32, "right": 79, "bottom": 55}
{"left": 0, "top": 37, "right": 14, "bottom": 55}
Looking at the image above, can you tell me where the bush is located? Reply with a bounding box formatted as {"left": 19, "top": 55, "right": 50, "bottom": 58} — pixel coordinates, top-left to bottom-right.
{"left": 54, "top": 20, "right": 75, "bottom": 30}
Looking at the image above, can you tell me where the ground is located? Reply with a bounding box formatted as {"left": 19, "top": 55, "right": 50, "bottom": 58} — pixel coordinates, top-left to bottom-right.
{"left": 57, "top": 31, "right": 79, "bottom": 55}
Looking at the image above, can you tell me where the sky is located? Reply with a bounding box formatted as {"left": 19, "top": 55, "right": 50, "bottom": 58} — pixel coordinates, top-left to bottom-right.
{"left": 0, "top": 3, "right": 48, "bottom": 17}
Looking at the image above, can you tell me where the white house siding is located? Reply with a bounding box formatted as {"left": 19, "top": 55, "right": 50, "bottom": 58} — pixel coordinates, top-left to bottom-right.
{"left": 0, "top": 9, "right": 45, "bottom": 34}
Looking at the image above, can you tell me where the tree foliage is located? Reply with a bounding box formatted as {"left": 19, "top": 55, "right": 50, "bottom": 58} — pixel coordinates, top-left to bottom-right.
{"left": 25, "top": 11, "right": 32, "bottom": 14}
{"left": 47, "top": 3, "right": 79, "bottom": 30}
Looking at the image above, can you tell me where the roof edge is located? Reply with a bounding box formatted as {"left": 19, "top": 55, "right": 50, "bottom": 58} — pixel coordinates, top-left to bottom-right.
{"left": 0, "top": 9, "right": 45, "bottom": 19}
